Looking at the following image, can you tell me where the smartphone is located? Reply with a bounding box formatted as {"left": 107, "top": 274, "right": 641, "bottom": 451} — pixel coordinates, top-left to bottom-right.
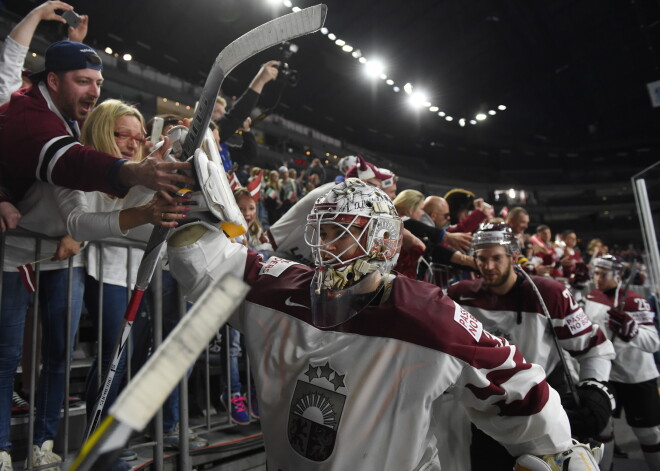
{"left": 61, "top": 10, "right": 82, "bottom": 29}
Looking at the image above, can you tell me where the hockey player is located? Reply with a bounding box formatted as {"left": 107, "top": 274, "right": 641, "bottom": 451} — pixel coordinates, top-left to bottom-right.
{"left": 447, "top": 222, "right": 615, "bottom": 470}
{"left": 165, "top": 176, "right": 601, "bottom": 470}
{"left": 583, "top": 254, "right": 660, "bottom": 469}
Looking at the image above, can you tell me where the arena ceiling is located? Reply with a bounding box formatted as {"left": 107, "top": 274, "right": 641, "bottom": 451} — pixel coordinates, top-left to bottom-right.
{"left": 6, "top": 0, "right": 660, "bottom": 166}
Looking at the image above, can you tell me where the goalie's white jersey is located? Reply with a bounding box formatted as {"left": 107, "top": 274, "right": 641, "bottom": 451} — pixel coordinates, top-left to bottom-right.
{"left": 168, "top": 230, "right": 572, "bottom": 470}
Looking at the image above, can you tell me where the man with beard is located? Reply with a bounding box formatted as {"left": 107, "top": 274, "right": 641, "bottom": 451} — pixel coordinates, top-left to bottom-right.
{"left": 0, "top": 40, "right": 193, "bottom": 207}
{"left": 447, "top": 222, "right": 615, "bottom": 470}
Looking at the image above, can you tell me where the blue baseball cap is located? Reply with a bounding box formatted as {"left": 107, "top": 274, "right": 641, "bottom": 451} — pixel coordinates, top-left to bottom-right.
{"left": 31, "top": 40, "right": 102, "bottom": 82}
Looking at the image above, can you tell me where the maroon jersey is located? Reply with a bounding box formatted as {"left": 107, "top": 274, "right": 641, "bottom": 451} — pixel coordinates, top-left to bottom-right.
{"left": 0, "top": 83, "right": 124, "bottom": 203}
{"left": 448, "top": 275, "right": 614, "bottom": 381}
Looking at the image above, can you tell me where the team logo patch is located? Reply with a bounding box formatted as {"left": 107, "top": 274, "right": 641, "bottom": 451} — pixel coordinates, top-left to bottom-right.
{"left": 453, "top": 305, "right": 483, "bottom": 341}
{"left": 259, "top": 256, "right": 298, "bottom": 277}
{"left": 288, "top": 361, "right": 346, "bottom": 461}
{"left": 564, "top": 310, "right": 592, "bottom": 335}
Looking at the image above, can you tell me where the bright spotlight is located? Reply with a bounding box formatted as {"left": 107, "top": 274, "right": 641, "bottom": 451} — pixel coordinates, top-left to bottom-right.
{"left": 476, "top": 113, "right": 487, "bottom": 121}
{"left": 459, "top": 118, "right": 466, "bottom": 127}
{"left": 283, "top": 0, "right": 293, "bottom": 6}
{"left": 292, "top": 6, "right": 301, "bottom": 11}
{"left": 379, "top": 73, "right": 387, "bottom": 80}
{"left": 104, "top": 47, "right": 113, "bottom": 55}
{"left": 403, "top": 83, "right": 413, "bottom": 95}
{"left": 498, "top": 105, "right": 506, "bottom": 110}
{"left": 335, "top": 39, "right": 345, "bottom": 46}
{"left": 429, "top": 106, "right": 439, "bottom": 112}
{"left": 352, "top": 49, "right": 362, "bottom": 58}
{"left": 328, "top": 33, "right": 336, "bottom": 40}
{"left": 508, "top": 188, "right": 516, "bottom": 199}
{"left": 470, "top": 119, "right": 477, "bottom": 125}
{"left": 488, "top": 110, "right": 496, "bottom": 115}
{"left": 122, "top": 53, "right": 132, "bottom": 61}
{"left": 342, "top": 45, "right": 353, "bottom": 52}
{"left": 445, "top": 116, "right": 453, "bottom": 121}
{"left": 409, "top": 91, "right": 427, "bottom": 108}
{"left": 364, "top": 60, "right": 384, "bottom": 78}
{"left": 438, "top": 111, "right": 445, "bottom": 117}
{"left": 393, "top": 86, "right": 400, "bottom": 92}
{"left": 386, "top": 79, "right": 394, "bottom": 85}
{"left": 320, "top": 27, "right": 328, "bottom": 35}
{"left": 358, "top": 56, "right": 367, "bottom": 64}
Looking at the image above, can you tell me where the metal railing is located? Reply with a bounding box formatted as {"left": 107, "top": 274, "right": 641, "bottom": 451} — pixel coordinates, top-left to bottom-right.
{"left": 0, "top": 228, "right": 256, "bottom": 470}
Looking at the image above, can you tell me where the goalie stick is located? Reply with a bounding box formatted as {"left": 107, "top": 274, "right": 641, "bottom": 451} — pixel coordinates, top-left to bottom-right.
{"left": 83, "top": 3, "right": 328, "bottom": 441}
{"left": 71, "top": 275, "right": 250, "bottom": 471}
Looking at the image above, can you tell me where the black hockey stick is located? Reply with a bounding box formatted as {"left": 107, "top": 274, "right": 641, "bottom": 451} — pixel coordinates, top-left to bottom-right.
{"left": 83, "top": 4, "right": 328, "bottom": 441}
{"left": 71, "top": 275, "right": 250, "bottom": 471}
{"left": 515, "top": 266, "right": 581, "bottom": 407}
{"left": 609, "top": 263, "right": 638, "bottom": 341}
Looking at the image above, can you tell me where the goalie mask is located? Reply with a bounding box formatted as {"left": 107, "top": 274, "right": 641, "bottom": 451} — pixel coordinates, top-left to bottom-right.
{"left": 304, "top": 178, "right": 402, "bottom": 327}
{"left": 471, "top": 221, "right": 519, "bottom": 256}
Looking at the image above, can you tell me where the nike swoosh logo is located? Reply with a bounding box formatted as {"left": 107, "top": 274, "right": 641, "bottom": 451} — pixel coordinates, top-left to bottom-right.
{"left": 459, "top": 296, "right": 476, "bottom": 301}
{"left": 285, "top": 297, "right": 309, "bottom": 309}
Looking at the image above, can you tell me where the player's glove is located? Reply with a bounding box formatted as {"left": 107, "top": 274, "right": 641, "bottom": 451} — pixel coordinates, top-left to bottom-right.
{"left": 607, "top": 307, "right": 638, "bottom": 341}
{"left": 564, "top": 380, "right": 615, "bottom": 440}
{"left": 514, "top": 440, "right": 604, "bottom": 471}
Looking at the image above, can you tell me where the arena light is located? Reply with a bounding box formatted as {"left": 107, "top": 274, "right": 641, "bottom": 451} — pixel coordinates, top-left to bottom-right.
{"left": 476, "top": 113, "right": 487, "bottom": 121}
{"left": 498, "top": 105, "right": 507, "bottom": 110}
{"left": 470, "top": 119, "right": 477, "bottom": 125}
{"left": 445, "top": 116, "right": 453, "bottom": 121}
{"left": 320, "top": 27, "right": 328, "bottom": 35}
{"left": 283, "top": 0, "right": 293, "bottom": 7}
{"left": 335, "top": 39, "right": 345, "bottom": 46}
{"left": 379, "top": 73, "right": 387, "bottom": 80}
{"left": 429, "top": 106, "right": 439, "bottom": 112}
{"left": 104, "top": 47, "right": 113, "bottom": 55}
{"left": 342, "top": 45, "right": 353, "bottom": 52}
{"left": 403, "top": 82, "right": 413, "bottom": 95}
{"left": 393, "top": 86, "right": 400, "bottom": 92}
{"left": 409, "top": 91, "right": 428, "bottom": 108}
{"left": 364, "top": 60, "right": 385, "bottom": 78}
{"left": 459, "top": 118, "right": 466, "bottom": 127}
{"left": 438, "top": 111, "right": 446, "bottom": 117}
{"left": 351, "top": 49, "right": 362, "bottom": 58}
{"left": 292, "top": 6, "right": 301, "bottom": 11}
{"left": 386, "top": 79, "right": 394, "bottom": 85}
{"left": 122, "top": 53, "right": 132, "bottom": 62}
{"left": 327, "top": 33, "right": 336, "bottom": 41}
{"left": 358, "top": 56, "right": 367, "bottom": 64}
{"left": 488, "top": 110, "right": 496, "bottom": 115}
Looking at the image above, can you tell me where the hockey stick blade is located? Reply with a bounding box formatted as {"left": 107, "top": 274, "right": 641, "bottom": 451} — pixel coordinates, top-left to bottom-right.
{"left": 71, "top": 275, "right": 250, "bottom": 471}
{"left": 83, "top": 4, "right": 326, "bottom": 440}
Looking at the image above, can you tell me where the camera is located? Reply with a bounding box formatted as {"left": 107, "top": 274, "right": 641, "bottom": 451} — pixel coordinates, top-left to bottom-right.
{"left": 277, "top": 42, "right": 299, "bottom": 87}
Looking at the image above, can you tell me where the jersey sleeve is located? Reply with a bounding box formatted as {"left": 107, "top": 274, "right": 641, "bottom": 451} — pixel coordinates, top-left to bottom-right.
{"left": 448, "top": 305, "right": 572, "bottom": 456}
{"left": 625, "top": 294, "right": 660, "bottom": 353}
{"left": 542, "top": 282, "right": 614, "bottom": 380}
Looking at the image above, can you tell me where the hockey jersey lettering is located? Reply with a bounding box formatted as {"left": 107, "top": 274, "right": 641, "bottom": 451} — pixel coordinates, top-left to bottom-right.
{"left": 563, "top": 310, "right": 592, "bottom": 335}
{"left": 454, "top": 305, "right": 483, "bottom": 341}
{"left": 259, "top": 256, "right": 299, "bottom": 277}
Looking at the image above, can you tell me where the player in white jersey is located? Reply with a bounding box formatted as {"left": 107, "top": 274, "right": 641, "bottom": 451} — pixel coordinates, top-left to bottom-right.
{"left": 166, "top": 176, "right": 601, "bottom": 471}
{"left": 583, "top": 254, "right": 660, "bottom": 470}
{"left": 447, "top": 222, "right": 615, "bottom": 470}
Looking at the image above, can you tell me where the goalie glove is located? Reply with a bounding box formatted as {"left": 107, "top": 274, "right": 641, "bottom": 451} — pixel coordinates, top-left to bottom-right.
{"left": 564, "top": 380, "right": 614, "bottom": 440}
{"left": 607, "top": 307, "right": 638, "bottom": 341}
{"left": 514, "top": 440, "right": 603, "bottom": 471}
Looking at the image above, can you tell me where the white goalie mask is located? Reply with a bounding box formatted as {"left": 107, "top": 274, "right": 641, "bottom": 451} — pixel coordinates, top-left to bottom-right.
{"left": 304, "top": 178, "right": 403, "bottom": 327}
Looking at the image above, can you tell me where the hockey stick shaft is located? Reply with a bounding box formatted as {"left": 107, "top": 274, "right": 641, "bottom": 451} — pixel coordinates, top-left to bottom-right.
{"left": 71, "top": 275, "right": 250, "bottom": 471}
{"left": 83, "top": 4, "right": 327, "bottom": 441}
{"left": 516, "top": 267, "right": 581, "bottom": 407}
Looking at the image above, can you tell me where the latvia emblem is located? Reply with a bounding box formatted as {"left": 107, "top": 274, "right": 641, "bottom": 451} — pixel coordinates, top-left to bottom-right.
{"left": 287, "top": 361, "right": 347, "bottom": 461}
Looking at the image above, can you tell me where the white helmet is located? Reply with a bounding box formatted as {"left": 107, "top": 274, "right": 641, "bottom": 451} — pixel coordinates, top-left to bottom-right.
{"left": 471, "top": 221, "right": 519, "bottom": 256}
{"left": 337, "top": 155, "right": 358, "bottom": 175}
{"left": 304, "top": 178, "right": 402, "bottom": 327}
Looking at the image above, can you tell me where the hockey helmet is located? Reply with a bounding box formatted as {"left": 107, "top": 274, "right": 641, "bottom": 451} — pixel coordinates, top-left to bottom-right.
{"left": 304, "top": 178, "right": 402, "bottom": 327}
{"left": 338, "top": 155, "right": 358, "bottom": 175}
{"left": 592, "top": 254, "right": 624, "bottom": 280}
{"left": 471, "top": 221, "right": 519, "bottom": 256}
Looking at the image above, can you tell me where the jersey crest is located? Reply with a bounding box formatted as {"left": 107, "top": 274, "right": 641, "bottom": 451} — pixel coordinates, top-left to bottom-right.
{"left": 287, "top": 361, "right": 347, "bottom": 461}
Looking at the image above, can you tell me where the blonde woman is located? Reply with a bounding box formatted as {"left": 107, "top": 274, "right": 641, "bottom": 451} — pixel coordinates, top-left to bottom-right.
{"left": 393, "top": 189, "right": 425, "bottom": 220}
